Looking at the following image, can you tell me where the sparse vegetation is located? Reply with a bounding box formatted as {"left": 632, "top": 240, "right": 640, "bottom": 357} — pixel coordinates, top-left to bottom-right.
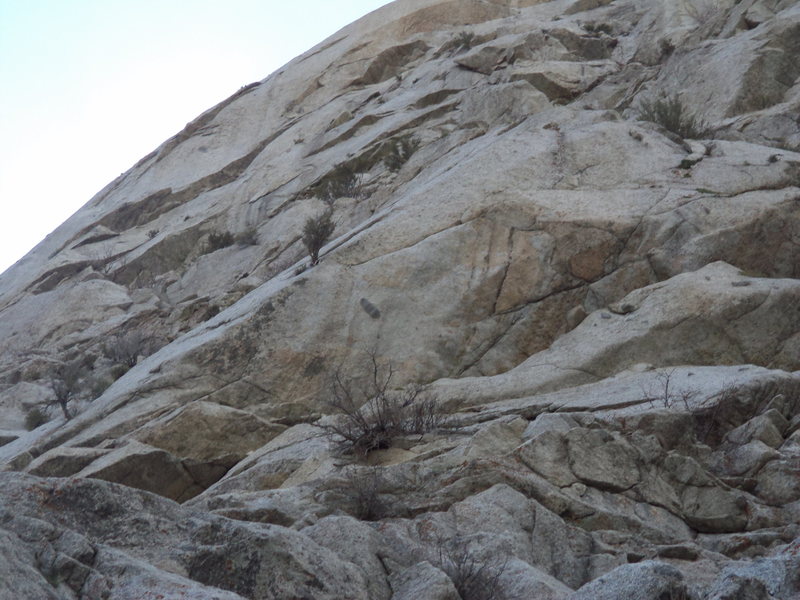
{"left": 235, "top": 227, "right": 259, "bottom": 246}
{"left": 636, "top": 94, "right": 707, "bottom": 139}
{"left": 695, "top": 381, "right": 740, "bottom": 445}
{"left": 205, "top": 231, "right": 235, "bottom": 253}
{"left": 686, "top": 0, "right": 718, "bottom": 25}
{"left": 455, "top": 31, "right": 475, "bottom": 51}
{"left": 105, "top": 332, "right": 149, "bottom": 368}
{"left": 302, "top": 210, "right": 335, "bottom": 266}
{"left": 89, "top": 374, "right": 115, "bottom": 400}
{"left": 434, "top": 537, "right": 509, "bottom": 600}
{"left": 340, "top": 466, "right": 388, "bottom": 521}
{"left": 641, "top": 369, "right": 699, "bottom": 410}
{"left": 318, "top": 164, "right": 365, "bottom": 204}
{"left": 109, "top": 364, "right": 131, "bottom": 381}
{"left": 48, "top": 359, "right": 86, "bottom": 420}
{"left": 317, "top": 353, "right": 443, "bottom": 456}
{"left": 25, "top": 406, "right": 49, "bottom": 430}
{"left": 383, "top": 135, "right": 420, "bottom": 172}
{"left": 584, "top": 22, "right": 614, "bottom": 35}
{"left": 147, "top": 229, "right": 159, "bottom": 240}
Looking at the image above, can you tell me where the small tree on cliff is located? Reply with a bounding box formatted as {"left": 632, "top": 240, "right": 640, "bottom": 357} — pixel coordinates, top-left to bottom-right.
{"left": 48, "top": 359, "right": 85, "bottom": 420}
{"left": 302, "top": 209, "right": 335, "bottom": 266}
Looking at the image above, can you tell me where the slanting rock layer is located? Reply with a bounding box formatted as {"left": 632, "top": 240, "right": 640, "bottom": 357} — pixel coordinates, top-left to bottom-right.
{"left": 1, "top": 0, "right": 800, "bottom": 598}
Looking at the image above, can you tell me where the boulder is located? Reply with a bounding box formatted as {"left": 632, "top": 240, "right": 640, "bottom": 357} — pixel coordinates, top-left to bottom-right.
{"left": 26, "top": 446, "right": 110, "bottom": 477}
{"left": 389, "top": 561, "right": 461, "bottom": 600}
{"left": 569, "top": 561, "right": 689, "bottom": 600}
{"left": 133, "top": 400, "right": 286, "bottom": 465}
{"left": 75, "top": 441, "right": 204, "bottom": 502}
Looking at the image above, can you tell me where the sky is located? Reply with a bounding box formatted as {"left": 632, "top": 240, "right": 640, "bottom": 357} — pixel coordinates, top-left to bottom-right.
{"left": 0, "top": 0, "right": 394, "bottom": 275}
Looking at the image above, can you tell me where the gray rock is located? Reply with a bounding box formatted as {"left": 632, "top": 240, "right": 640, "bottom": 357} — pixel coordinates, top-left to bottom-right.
{"left": 389, "top": 561, "right": 460, "bottom": 600}
{"left": 569, "top": 561, "right": 689, "bottom": 600}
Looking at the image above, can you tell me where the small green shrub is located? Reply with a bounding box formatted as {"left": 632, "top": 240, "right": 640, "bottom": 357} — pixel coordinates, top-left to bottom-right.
{"left": 235, "top": 227, "right": 259, "bottom": 246}
{"left": 48, "top": 359, "right": 86, "bottom": 420}
{"left": 455, "top": 31, "right": 475, "bottom": 51}
{"left": 318, "top": 165, "right": 365, "bottom": 203}
{"left": 89, "top": 375, "right": 114, "bottom": 400}
{"left": 25, "top": 407, "right": 49, "bottom": 430}
{"left": 22, "top": 367, "right": 42, "bottom": 382}
{"left": 585, "top": 22, "right": 614, "bottom": 35}
{"left": 302, "top": 210, "right": 335, "bottom": 266}
{"left": 637, "top": 94, "right": 707, "bottom": 139}
{"left": 109, "top": 364, "right": 130, "bottom": 381}
{"left": 205, "top": 231, "right": 235, "bottom": 253}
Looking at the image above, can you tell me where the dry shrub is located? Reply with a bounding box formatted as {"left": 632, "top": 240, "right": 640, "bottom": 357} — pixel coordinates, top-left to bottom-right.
{"left": 637, "top": 94, "right": 707, "bottom": 139}
{"left": 434, "top": 537, "right": 509, "bottom": 600}
{"left": 340, "top": 466, "right": 387, "bottom": 521}
{"left": 317, "top": 353, "right": 443, "bottom": 456}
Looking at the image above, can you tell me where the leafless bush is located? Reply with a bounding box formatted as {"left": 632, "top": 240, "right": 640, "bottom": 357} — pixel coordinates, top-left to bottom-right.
{"left": 695, "top": 381, "right": 740, "bottom": 445}
{"left": 637, "top": 94, "right": 707, "bottom": 139}
{"left": 302, "top": 210, "right": 335, "bottom": 266}
{"left": 641, "top": 369, "right": 699, "bottom": 410}
{"left": 686, "top": 0, "right": 718, "bottom": 25}
{"left": 317, "top": 354, "right": 443, "bottom": 456}
{"left": 434, "top": 537, "right": 509, "bottom": 600}
{"left": 91, "top": 243, "right": 118, "bottom": 276}
{"left": 105, "top": 332, "right": 149, "bottom": 368}
{"left": 340, "top": 466, "right": 387, "bottom": 521}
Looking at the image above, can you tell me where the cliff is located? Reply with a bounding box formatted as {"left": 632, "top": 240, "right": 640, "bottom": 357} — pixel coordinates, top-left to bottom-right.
{"left": 1, "top": 0, "right": 799, "bottom": 598}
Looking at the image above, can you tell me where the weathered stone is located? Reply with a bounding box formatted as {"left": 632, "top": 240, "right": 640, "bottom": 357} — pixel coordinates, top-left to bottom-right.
{"left": 1, "top": 1, "right": 800, "bottom": 597}
{"left": 569, "top": 561, "right": 689, "bottom": 600}
{"left": 133, "top": 400, "right": 286, "bottom": 465}
{"left": 567, "top": 428, "right": 641, "bottom": 493}
{"left": 26, "top": 446, "right": 111, "bottom": 477}
{"left": 754, "top": 459, "right": 800, "bottom": 505}
{"left": 76, "top": 441, "right": 203, "bottom": 502}
{"left": 389, "top": 561, "right": 461, "bottom": 600}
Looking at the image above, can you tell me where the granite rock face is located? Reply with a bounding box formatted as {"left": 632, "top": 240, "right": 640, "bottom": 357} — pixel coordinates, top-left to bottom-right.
{"left": 1, "top": 0, "right": 800, "bottom": 597}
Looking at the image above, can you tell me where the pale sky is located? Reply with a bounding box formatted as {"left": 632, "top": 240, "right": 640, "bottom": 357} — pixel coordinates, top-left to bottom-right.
{"left": 0, "top": 0, "right": 394, "bottom": 275}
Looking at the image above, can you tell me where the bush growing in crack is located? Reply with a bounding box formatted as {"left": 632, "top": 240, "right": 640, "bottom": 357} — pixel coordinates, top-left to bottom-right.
{"left": 104, "top": 331, "right": 150, "bottom": 368}
{"left": 315, "top": 352, "right": 444, "bottom": 456}
{"left": 235, "top": 227, "right": 259, "bottom": 246}
{"left": 318, "top": 164, "right": 366, "bottom": 204}
{"left": 339, "top": 466, "right": 388, "bottom": 521}
{"left": 204, "top": 230, "right": 235, "bottom": 253}
{"left": 25, "top": 406, "right": 50, "bottom": 430}
{"left": 47, "top": 359, "right": 87, "bottom": 420}
{"left": 431, "top": 536, "right": 510, "bottom": 600}
{"left": 640, "top": 369, "right": 699, "bottom": 410}
{"left": 383, "top": 135, "right": 420, "bottom": 172}
{"left": 636, "top": 93, "right": 708, "bottom": 139}
{"left": 455, "top": 31, "right": 475, "bottom": 51}
{"left": 302, "top": 209, "right": 335, "bottom": 266}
